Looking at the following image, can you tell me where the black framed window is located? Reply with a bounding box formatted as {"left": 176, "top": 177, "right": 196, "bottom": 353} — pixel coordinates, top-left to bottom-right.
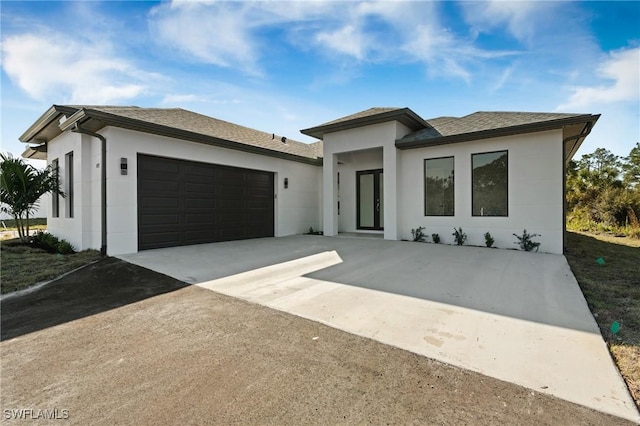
{"left": 65, "top": 152, "right": 74, "bottom": 218}
{"left": 472, "top": 150, "right": 508, "bottom": 217}
{"left": 51, "top": 159, "right": 59, "bottom": 218}
{"left": 424, "top": 157, "right": 454, "bottom": 216}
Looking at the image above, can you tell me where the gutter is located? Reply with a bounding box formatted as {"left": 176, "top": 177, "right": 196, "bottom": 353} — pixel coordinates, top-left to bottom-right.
{"left": 69, "top": 119, "right": 108, "bottom": 257}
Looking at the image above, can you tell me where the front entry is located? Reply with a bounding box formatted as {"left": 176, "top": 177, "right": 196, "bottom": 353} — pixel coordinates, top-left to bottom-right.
{"left": 356, "top": 169, "right": 384, "bottom": 230}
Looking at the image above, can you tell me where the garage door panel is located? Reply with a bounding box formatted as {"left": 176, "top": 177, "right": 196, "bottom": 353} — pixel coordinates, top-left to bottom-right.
{"left": 184, "top": 198, "right": 215, "bottom": 208}
{"left": 140, "top": 197, "right": 180, "bottom": 209}
{"left": 141, "top": 214, "right": 180, "bottom": 226}
{"left": 140, "top": 158, "right": 179, "bottom": 174}
{"left": 138, "top": 155, "right": 274, "bottom": 250}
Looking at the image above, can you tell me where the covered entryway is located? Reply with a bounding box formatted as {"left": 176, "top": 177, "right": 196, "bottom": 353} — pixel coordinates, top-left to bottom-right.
{"left": 137, "top": 154, "right": 274, "bottom": 250}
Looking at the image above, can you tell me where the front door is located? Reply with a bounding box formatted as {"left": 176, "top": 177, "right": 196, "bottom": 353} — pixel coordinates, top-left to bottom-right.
{"left": 356, "top": 169, "right": 383, "bottom": 230}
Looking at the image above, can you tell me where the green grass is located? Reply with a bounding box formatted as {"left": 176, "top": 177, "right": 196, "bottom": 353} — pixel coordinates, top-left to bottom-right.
{"left": 565, "top": 231, "right": 640, "bottom": 408}
{"left": 0, "top": 239, "right": 101, "bottom": 294}
{"left": 1, "top": 217, "right": 47, "bottom": 228}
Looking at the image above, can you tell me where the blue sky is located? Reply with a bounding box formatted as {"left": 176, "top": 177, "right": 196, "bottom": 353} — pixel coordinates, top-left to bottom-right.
{"left": 1, "top": 1, "right": 639, "bottom": 164}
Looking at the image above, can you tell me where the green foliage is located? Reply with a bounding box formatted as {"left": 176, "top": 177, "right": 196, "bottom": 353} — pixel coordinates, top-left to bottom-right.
{"left": 431, "top": 233, "right": 440, "bottom": 244}
{"left": 452, "top": 227, "right": 467, "bottom": 245}
{"left": 622, "top": 142, "right": 640, "bottom": 188}
{"left": 566, "top": 146, "right": 640, "bottom": 238}
{"left": 513, "top": 229, "right": 541, "bottom": 252}
{"left": 30, "top": 231, "right": 75, "bottom": 254}
{"left": 0, "top": 153, "right": 64, "bottom": 243}
{"left": 411, "top": 226, "right": 426, "bottom": 242}
{"left": 484, "top": 232, "right": 495, "bottom": 248}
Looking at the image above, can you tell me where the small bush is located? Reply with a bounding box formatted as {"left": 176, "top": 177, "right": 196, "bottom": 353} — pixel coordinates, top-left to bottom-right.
{"left": 513, "top": 229, "right": 541, "bottom": 252}
{"left": 30, "top": 231, "right": 75, "bottom": 254}
{"left": 452, "top": 227, "right": 467, "bottom": 246}
{"left": 484, "top": 232, "right": 495, "bottom": 248}
{"left": 411, "top": 226, "right": 426, "bottom": 242}
{"left": 57, "top": 240, "right": 75, "bottom": 254}
{"left": 431, "top": 233, "right": 441, "bottom": 244}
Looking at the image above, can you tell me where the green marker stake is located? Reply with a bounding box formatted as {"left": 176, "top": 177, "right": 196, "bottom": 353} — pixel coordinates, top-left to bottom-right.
{"left": 596, "top": 257, "right": 605, "bottom": 265}
{"left": 610, "top": 321, "right": 621, "bottom": 334}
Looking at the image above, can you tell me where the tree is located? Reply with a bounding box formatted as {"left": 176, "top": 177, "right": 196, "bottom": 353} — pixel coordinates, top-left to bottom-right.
{"left": 566, "top": 147, "right": 640, "bottom": 234}
{"left": 622, "top": 142, "right": 640, "bottom": 188}
{"left": 0, "top": 153, "right": 63, "bottom": 243}
{"left": 575, "top": 148, "right": 623, "bottom": 189}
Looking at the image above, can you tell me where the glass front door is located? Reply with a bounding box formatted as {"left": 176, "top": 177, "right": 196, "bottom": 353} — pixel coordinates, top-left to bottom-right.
{"left": 356, "top": 169, "right": 383, "bottom": 230}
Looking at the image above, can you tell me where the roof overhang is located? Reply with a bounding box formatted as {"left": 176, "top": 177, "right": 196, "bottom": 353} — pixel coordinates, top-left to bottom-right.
{"left": 21, "top": 106, "right": 322, "bottom": 166}
{"left": 301, "top": 108, "right": 429, "bottom": 140}
{"left": 396, "top": 114, "right": 600, "bottom": 164}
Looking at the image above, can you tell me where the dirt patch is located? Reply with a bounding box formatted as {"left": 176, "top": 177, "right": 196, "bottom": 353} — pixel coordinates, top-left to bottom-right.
{"left": 0, "top": 259, "right": 634, "bottom": 425}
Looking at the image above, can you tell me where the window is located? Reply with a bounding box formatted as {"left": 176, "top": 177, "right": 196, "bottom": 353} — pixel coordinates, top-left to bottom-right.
{"left": 65, "top": 152, "right": 74, "bottom": 218}
{"left": 425, "top": 157, "right": 454, "bottom": 216}
{"left": 51, "top": 159, "right": 59, "bottom": 218}
{"left": 472, "top": 150, "right": 508, "bottom": 216}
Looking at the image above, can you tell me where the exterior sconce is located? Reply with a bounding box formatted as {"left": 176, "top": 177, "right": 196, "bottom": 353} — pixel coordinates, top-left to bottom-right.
{"left": 284, "top": 177, "right": 289, "bottom": 189}
{"left": 120, "top": 158, "right": 128, "bottom": 175}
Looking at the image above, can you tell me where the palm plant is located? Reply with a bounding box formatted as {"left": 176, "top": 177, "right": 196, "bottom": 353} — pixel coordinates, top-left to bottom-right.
{"left": 0, "top": 153, "right": 63, "bottom": 243}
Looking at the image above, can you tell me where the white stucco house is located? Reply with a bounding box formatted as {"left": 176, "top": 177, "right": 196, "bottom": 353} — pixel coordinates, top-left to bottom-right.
{"left": 20, "top": 105, "right": 598, "bottom": 255}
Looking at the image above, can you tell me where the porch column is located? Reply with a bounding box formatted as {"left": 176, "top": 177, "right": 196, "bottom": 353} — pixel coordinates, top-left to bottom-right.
{"left": 383, "top": 146, "right": 398, "bottom": 240}
{"left": 323, "top": 153, "right": 338, "bottom": 236}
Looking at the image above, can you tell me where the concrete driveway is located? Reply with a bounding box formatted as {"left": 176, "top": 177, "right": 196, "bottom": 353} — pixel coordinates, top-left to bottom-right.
{"left": 119, "top": 235, "right": 639, "bottom": 423}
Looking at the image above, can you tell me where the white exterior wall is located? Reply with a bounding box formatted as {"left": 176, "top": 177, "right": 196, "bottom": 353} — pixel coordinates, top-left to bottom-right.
{"left": 46, "top": 127, "right": 321, "bottom": 255}
{"left": 322, "top": 121, "right": 412, "bottom": 239}
{"left": 46, "top": 132, "right": 101, "bottom": 252}
{"left": 398, "top": 129, "right": 565, "bottom": 254}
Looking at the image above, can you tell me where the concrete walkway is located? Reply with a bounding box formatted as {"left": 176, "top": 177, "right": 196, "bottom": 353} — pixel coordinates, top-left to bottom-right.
{"left": 119, "top": 235, "right": 640, "bottom": 423}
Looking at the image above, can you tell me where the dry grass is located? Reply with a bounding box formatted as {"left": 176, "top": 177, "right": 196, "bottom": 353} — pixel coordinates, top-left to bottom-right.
{"left": 565, "top": 231, "right": 640, "bottom": 408}
{"left": 0, "top": 239, "right": 101, "bottom": 294}
{"left": 0, "top": 218, "right": 47, "bottom": 241}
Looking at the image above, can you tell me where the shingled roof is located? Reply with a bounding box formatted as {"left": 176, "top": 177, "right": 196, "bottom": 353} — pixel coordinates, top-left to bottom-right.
{"left": 301, "top": 107, "right": 429, "bottom": 139}
{"left": 397, "top": 111, "right": 600, "bottom": 148}
{"left": 20, "top": 105, "right": 322, "bottom": 164}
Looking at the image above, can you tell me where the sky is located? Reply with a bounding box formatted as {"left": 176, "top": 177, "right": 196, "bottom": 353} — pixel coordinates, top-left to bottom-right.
{"left": 1, "top": 0, "right": 639, "bottom": 166}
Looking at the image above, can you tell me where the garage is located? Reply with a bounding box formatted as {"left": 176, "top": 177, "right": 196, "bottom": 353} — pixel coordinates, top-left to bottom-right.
{"left": 137, "top": 154, "right": 274, "bottom": 250}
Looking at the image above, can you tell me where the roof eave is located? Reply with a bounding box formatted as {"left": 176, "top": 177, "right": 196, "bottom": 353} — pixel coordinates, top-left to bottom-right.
{"left": 21, "top": 145, "right": 48, "bottom": 160}
{"left": 19, "top": 105, "right": 81, "bottom": 143}
{"left": 78, "top": 108, "right": 323, "bottom": 166}
{"left": 301, "top": 108, "right": 429, "bottom": 140}
{"left": 396, "top": 114, "right": 600, "bottom": 150}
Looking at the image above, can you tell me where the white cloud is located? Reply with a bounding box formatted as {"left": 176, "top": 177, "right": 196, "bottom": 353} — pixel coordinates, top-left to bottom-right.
{"left": 557, "top": 47, "right": 640, "bottom": 111}
{"left": 1, "top": 33, "right": 153, "bottom": 104}
{"left": 461, "top": 1, "right": 560, "bottom": 44}
{"left": 316, "top": 25, "right": 370, "bottom": 61}
{"left": 149, "top": 1, "right": 260, "bottom": 74}
{"left": 148, "top": 1, "right": 516, "bottom": 82}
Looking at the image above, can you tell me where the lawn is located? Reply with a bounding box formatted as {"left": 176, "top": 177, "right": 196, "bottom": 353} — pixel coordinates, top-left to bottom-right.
{"left": 0, "top": 217, "right": 47, "bottom": 230}
{"left": 565, "top": 230, "right": 640, "bottom": 409}
{"left": 0, "top": 239, "right": 101, "bottom": 294}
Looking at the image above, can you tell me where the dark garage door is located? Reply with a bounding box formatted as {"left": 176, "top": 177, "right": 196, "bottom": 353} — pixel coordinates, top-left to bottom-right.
{"left": 138, "top": 154, "right": 274, "bottom": 250}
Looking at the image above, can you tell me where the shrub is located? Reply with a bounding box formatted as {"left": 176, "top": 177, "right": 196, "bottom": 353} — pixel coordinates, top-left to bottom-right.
{"left": 513, "top": 229, "right": 541, "bottom": 252}
{"left": 57, "top": 240, "right": 75, "bottom": 255}
{"left": 30, "top": 231, "right": 75, "bottom": 254}
{"left": 411, "top": 226, "right": 426, "bottom": 242}
{"left": 431, "top": 233, "right": 440, "bottom": 244}
{"left": 484, "top": 232, "right": 495, "bottom": 248}
{"left": 452, "top": 227, "right": 467, "bottom": 246}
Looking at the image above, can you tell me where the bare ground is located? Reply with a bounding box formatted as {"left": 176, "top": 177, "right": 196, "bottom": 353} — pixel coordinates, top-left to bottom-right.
{"left": 0, "top": 258, "right": 634, "bottom": 425}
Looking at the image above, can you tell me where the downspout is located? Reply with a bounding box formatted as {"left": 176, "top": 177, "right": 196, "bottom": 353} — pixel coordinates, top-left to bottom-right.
{"left": 72, "top": 123, "right": 107, "bottom": 257}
